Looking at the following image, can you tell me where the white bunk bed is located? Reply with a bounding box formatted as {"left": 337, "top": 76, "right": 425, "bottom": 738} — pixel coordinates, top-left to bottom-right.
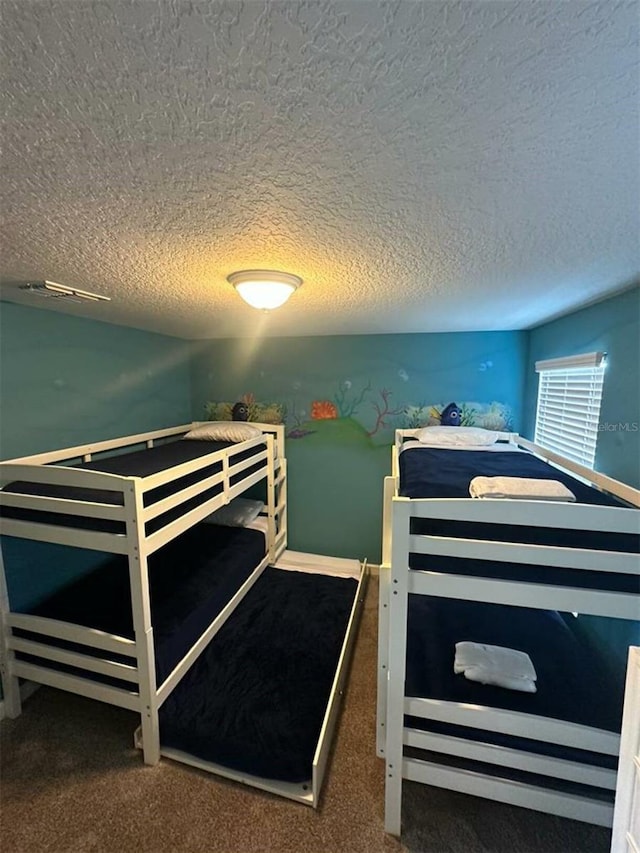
{"left": 377, "top": 428, "right": 640, "bottom": 836}
{"left": 0, "top": 422, "right": 287, "bottom": 766}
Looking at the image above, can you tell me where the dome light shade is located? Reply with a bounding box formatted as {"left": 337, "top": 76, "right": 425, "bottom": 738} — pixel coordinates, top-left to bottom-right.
{"left": 228, "top": 270, "right": 302, "bottom": 310}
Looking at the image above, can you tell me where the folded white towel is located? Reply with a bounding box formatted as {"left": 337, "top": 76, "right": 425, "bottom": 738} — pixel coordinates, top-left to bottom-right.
{"left": 469, "top": 476, "right": 575, "bottom": 501}
{"left": 454, "top": 642, "right": 537, "bottom": 693}
{"left": 461, "top": 668, "right": 538, "bottom": 693}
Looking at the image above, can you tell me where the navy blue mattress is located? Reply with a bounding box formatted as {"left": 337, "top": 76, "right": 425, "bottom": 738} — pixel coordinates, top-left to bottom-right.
{"left": 17, "top": 523, "right": 267, "bottom": 685}
{"left": 159, "top": 567, "right": 358, "bottom": 783}
{"left": 400, "top": 447, "right": 639, "bottom": 592}
{"left": 405, "top": 595, "right": 623, "bottom": 771}
{"left": 2, "top": 438, "right": 267, "bottom": 536}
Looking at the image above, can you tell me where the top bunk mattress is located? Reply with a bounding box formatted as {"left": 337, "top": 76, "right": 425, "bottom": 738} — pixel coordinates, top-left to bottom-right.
{"left": 1, "top": 438, "right": 268, "bottom": 535}
{"left": 399, "top": 444, "right": 626, "bottom": 506}
{"left": 398, "top": 446, "right": 639, "bottom": 592}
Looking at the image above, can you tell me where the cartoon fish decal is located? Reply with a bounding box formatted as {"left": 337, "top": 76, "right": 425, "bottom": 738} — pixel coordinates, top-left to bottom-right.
{"left": 440, "top": 402, "right": 461, "bottom": 426}
{"left": 232, "top": 402, "right": 249, "bottom": 421}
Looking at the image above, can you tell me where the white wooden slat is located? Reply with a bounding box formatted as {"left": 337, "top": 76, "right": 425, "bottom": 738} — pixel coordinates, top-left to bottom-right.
{"left": 0, "top": 463, "right": 129, "bottom": 493}
{"left": 9, "top": 637, "right": 139, "bottom": 683}
{"left": 228, "top": 448, "right": 268, "bottom": 478}
{"left": 404, "top": 696, "right": 621, "bottom": 754}
{"left": 403, "top": 727, "right": 617, "bottom": 789}
{"left": 0, "top": 424, "right": 194, "bottom": 466}
{"left": 141, "top": 469, "right": 226, "bottom": 522}
{"left": 156, "top": 555, "right": 270, "bottom": 705}
{"left": 401, "top": 496, "right": 640, "bottom": 534}
{"left": 0, "top": 491, "right": 127, "bottom": 522}
{"left": 158, "top": 745, "right": 314, "bottom": 806}
{"left": 403, "top": 758, "right": 613, "bottom": 827}
{"left": 144, "top": 474, "right": 270, "bottom": 554}
{"left": 12, "top": 660, "right": 141, "bottom": 711}
{"left": 139, "top": 447, "right": 231, "bottom": 492}
{"left": 0, "top": 517, "right": 129, "bottom": 553}
{"left": 408, "top": 533, "right": 638, "bottom": 574}
{"left": 313, "top": 564, "right": 367, "bottom": 804}
{"left": 227, "top": 467, "right": 269, "bottom": 501}
{"left": 408, "top": 568, "right": 640, "bottom": 620}
{"left": 7, "top": 613, "right": 136, "bottom": 655}
{"left": 517, "top": 438, "right": 640, "bottom": 507}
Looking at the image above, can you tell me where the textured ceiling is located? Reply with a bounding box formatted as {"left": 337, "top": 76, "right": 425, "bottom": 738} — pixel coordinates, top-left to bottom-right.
{"left": 0, "top": 0, "right": 638, "bottom": 340}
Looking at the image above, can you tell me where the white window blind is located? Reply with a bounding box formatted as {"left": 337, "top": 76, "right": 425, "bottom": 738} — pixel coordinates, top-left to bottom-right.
{"left": 534, "top": 351, "right": 606, "bottom": 468}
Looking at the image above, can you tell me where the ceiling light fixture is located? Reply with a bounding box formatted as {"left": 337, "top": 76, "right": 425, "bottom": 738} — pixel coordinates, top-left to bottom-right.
{"left": 21, "top": 281, "right": 111, "bottom": 303}
{"left": 227, "top": 270, "right": 302, "bottom": 311}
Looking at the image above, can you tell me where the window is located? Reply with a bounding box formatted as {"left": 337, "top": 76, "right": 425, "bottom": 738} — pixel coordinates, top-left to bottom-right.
{"left": 534, "top": 351, "right": 606, "bottom": 469}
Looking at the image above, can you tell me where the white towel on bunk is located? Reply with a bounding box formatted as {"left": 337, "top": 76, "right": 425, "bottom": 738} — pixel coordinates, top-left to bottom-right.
{"left": 454, "top": 642, "right": 537, "bottom": 693}
{"left": 469, "top": 476, "right": 576, "bottom": 502}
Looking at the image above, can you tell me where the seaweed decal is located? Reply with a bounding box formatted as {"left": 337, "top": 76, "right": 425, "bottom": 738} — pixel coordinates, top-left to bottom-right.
{"left": 334, "top": 380, "right": 371, "bottom": 418}
{"left": 368, "top": 389, "right": 403, "bottom": 437}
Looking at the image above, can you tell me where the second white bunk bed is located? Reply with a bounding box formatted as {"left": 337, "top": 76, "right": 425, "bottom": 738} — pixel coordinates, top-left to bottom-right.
{"left": 0, "top": 420, "right": 366, "bottom": 805}
{"left": 377, "top": 427, "right": 640, "bottom": 836}
{"left": 0, "top": 421, "right": 286, "bottom": 763}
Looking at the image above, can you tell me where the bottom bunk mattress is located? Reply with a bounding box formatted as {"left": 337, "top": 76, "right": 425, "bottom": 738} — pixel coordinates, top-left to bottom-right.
{"left": 159, "top": 567, "right": 359, "bottom": 783}
{"left": 19, "top": 523, "right": 267, "bottom": 685}
{"left": 404, "top": 596, "right": 625, "bottom": 767}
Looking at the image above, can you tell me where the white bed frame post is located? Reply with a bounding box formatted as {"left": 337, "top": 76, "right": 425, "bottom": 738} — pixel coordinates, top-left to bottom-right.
{"left": 123, "top": 480, "right": 160, "bottom": 765}
{"left": 0, "top": 548, "right": 21, "bottom": 718}
{"left": 265, "top": 435, "right": 276, "bottom": 564}
{"left": 377, "top": 475, "right": 395, "bottom": 757}
{"left": 611, "top": 646, "right": 640, "bottom": 853}
{"left": 384, "top": 496, "right": 411, "bottom": 836}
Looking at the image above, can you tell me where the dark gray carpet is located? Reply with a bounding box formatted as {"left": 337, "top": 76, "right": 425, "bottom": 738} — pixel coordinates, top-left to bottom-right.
{"left": 0, "top": 573, "right": 612, "bottom": 853}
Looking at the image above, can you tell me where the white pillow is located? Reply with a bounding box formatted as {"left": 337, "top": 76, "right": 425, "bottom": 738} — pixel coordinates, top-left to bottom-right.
{"left": 203, "top": 498, "right": 264, "bottom": 527}
{"left": 182, "top": 422, "right": 263, "bottom": 442}
{"left": 414, "top": 426, "right": 499, "bottom": 447}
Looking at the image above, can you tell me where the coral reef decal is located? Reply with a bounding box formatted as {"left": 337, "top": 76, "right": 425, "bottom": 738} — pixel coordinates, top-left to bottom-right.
{"left": 311, "top": 400, "right": 338, "bottom": 420}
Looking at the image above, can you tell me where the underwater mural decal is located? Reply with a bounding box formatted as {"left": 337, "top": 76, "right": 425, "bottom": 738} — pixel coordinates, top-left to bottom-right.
{"left": 203, "top": 382, "right": 513, "bottom": 444}
{"left": 204, "top": 392, "right": 284, "bottom": 425}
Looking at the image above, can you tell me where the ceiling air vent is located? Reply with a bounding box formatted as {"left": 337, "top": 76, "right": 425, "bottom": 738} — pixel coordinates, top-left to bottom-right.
{"left": 21, "top": 281, "right": 111, "bottom": 303}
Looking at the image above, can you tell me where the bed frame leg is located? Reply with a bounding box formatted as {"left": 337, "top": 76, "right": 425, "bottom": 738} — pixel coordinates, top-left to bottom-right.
{"left": 0, "top": 662, "right": 22, "bottom": 718}
{"left": 384, "top": 771, "right": 403, "bottom": 836}
{"left": 139, "top": 710, "right": 161, "bottom": 765}
{"left": 0, "top": 557, "right": 21, "bottom": 718}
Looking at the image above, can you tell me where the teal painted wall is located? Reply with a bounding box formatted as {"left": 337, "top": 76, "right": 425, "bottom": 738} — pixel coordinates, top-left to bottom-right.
{"left": 523, "top": 286, "right": 640, "bottom": 488}
{"left": 523, "top": 287, "right": 640, "bottom": 674}
{"left": 0, "top": 302, "right": 193, "bottom": 612}
{"left": 190, "top": 331, "right": 528, "bottom": 563}
{"left": 0, "top": 302, "right": 193, "bottom": 461}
